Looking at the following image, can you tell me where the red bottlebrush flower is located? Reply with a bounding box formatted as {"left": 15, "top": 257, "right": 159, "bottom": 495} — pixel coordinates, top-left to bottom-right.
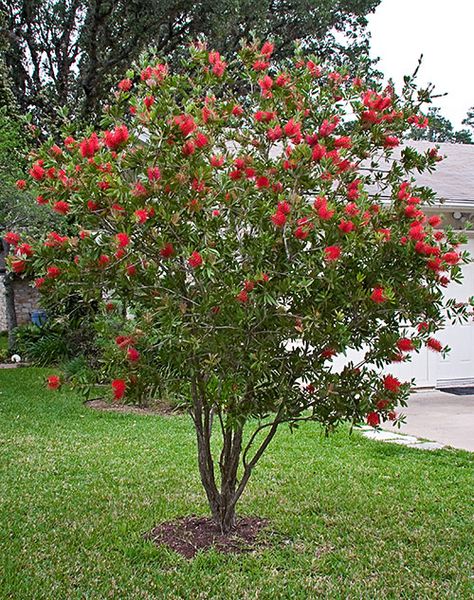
{"left": 212, "top": 209, "right": 220, "bottom": 217}
{"left": 294, "top": 226, "right": 309, "bottom": 240}
{"left": 116, "top": 233, "right": 130, "bottom": 248}
{"left": 118, "top": 78, "right": 132, "bottom": 91}
{"left": 160, "top": 243, "right": 174, "bottom": 258}
{"left": 345, "top": 202, "right": 360, "bottom": 216}
{"left": 11, "top": 259, "right": 26, "bottom": 273}
{"left": 236, "top": 289, "right": 249, "bottom": 303}
{"left": 370, "top": 286, "right": 387, "bottom": 304}
{"left": 52, "top": 201, "right": 70, "bottom": 215}
{"left": 131, "top": 182, "right": 147, "bottom": 197}
{"left": 311, "top": 143, "right": 326, "bottom": 161}
{"left": 126, "top": 263, "right": 136, "bottom": 276}
{"left": 195, "top": 132, "right": 209, "bottom": 148}
{"left": 275, "top": 73, "right": 290, "bottom": 87}
{"left": 34, "top": 277, "right": 45, "bottom": 288}
{"left": 367, "top": 412, "right": 380, "bottom": 427}
{"left": 306, "top": 60, "right": 322, "bottom": 77}
{"left": 283, "top": 119, "right": 301, "bottom": 139}
{"left": 4, "top": 232, "right": 20, "bottom": 246}
{"left": 147, "top": 166, "right": 161, "bottom": 181}
{"left": 16, "top": 243, "right": 33, "bottom": 257}
{"left": 324, "top": 245, "right": 341, "bottom": 261}
{"left": 417, "top": 321, "right": 429, "bottom": 332}
{"left": 408, "top": 114, "right": 428, "bottom": 128}
{"left": 271, "top": 211, "right": 286, "bottom": 227}
{"left": 98, "top": 255, "right": 110, "bottom": 267}
{"left": 383, "top": 135, "right": 399, "bottom": 148}
{"left": 127, "top": 347, "right": 140, "bottom": 362}
{"left": 134, "top": 209, "right": 149, "bottom": 224}
{"left": 210, "top": 155, "right": 224, "bottom": 168}
{"left": 321, "top": 347, "right": 336, "bottom": 359}
{"left": 254, "top": 110, "right": 275, "bottom": 123}
{"left": 115, "top": 335, "right": 133, "bottom": 348}
{"left": 174, "top": 114, "right": 197, "bottom": 137}
{"left": 188, "top": 251, "right": 203, "bottom": 268}
{"left": 258, "top": 75, "right": 273, "bottom": 96}
{"left": 64, "top": 136, "right": 76, "bottom": 149}
{"left": 427, "top": 337, "right": 442, "bottom": 352}
{"left": 260, "top": 41, "right": 274, "bottom": 57}
{"left": 29, "top": 162, "right": 45, "bottom": 181}
{"left": 376, "top": 399, "right": 390, "bottom": 410}
{"left": 244, "top": 280, "right": 255, "bottom": 292}
{"left": 47, "top": 375, "right": 61, "bottom": 390}
{"left": 334, "top": 136, "right": 352, "bottom": 149}
{"left": 231, "top": 104, "right": 243, "bottom": 116}
{"left": 267, "top": 125, "right": 282, "bottom": 141}
{"left": 104, "top": 125, "right": 129, "bottom": 150}
{"left": 443, "top": 251, "right": 460, "bottom": 265}
{"left": 182, "top": 140, "right": 196, "bottom": 156}
{"left": 277, "top": 201, "right": 290, "bottom": 215}
{"left": 253, "top": 59, "right": 269, "bottom": 71}
{"left": 50, "top": 144, "right": 62, "bottom": 156}
{"left": 16, "top": 179, "right": 27, "bottom": 190}
{"left": 112, "top": 379, "right": 126, "bottom": 400}
{"left": 338, "top": 219, "right": 355, "bottom": 234}
{"left": 47, "top": 265, "right": 61, "bottom": 278}
{"left": 256, "top": 176, "right": 270, "bottom": 188}
{"left": 377, "top": 228, "right": 391, "bottom": 242}
{"left": 318, "top": 205, "right": 334, "bottom": 220}
{"left": 428, "top": 215, "right": 442, "bottom": 227}
{"left": 397, "top": 338, "right": 415, "bottom": 352}
{"left": 144, "top": 95, "right": 155, "bottom": 109}
{"left": 388, "top": 411, "right": 397, "bottom": 421}
{"left": 36, "top": 195, "right": 48, "bottom": 205}
{"left": 383, "top": 375, "right": 401, "bottom": 393}
{"left": 319, "top": 118, "right": 338, "bottom": 137}
{"left": 80, "top": 133, "right": 100, "bottom": 158}
{"left": 87, "top": 200, "right": 98, "bottom": 211}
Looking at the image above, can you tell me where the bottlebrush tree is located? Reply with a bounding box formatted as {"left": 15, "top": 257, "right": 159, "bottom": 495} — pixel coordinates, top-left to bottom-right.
{"left": 6, "top": 40, "right": 470, "bottom": 532}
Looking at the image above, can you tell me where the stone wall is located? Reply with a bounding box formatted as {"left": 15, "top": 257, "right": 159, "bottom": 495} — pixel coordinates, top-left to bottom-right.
{"left": 0, "top": 275, "right": 41, "bottom": 332}
{"left": 0, "top": 275, "right": 6, "bottom": 331}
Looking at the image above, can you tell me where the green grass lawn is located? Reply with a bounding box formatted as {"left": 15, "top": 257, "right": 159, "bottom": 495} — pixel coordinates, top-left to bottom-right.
{"left": 0, "top": 368, "right": 472, "bottom": 599}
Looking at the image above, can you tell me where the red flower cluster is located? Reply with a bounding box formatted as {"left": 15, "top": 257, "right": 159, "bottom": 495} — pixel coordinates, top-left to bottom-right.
{"left": 112, "top": 379, "right": 126, "bottom": 400}
{"left": 47, "top": 375, "right": 61, "bottom": 390}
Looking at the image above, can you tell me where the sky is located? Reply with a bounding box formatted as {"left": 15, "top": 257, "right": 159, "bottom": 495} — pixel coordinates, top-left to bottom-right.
{"left": 368, "top": 0, "right": 474, "bottom": 129}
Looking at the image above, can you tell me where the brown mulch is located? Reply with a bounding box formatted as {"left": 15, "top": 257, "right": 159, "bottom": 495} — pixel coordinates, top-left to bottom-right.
{"left": 145, "top": 515, "right": 269, "bottom": 558}
{"left": 84, "top": 398, "right": 181, "bottom": 416}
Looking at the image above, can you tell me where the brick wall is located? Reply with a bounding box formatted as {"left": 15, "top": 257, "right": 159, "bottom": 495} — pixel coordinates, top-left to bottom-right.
{"left": 0, "top": 275, "right": 41, "bottom": 332}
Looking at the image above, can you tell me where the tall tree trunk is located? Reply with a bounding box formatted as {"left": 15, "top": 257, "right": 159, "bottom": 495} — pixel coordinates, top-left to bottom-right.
{"left": 3, "top": 272, "right": 17, "bottom": 353}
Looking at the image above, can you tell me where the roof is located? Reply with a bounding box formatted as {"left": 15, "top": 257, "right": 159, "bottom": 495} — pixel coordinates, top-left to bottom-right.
{"left": 379, "top": 141, "right": 474, "bottom": 210}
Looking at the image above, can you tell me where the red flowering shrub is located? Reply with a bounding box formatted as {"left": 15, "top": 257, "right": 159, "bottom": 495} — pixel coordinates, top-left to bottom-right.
{"left": 9, "top": 40, "right": 470, "bottom": 532}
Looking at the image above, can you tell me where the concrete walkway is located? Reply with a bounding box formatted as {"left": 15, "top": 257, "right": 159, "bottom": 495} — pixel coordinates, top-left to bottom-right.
{"left": 382, "top": 390, "right": 474, "bottom": 452}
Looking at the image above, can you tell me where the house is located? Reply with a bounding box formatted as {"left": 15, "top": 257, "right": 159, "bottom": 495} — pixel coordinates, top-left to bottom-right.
{"left": 388, "top": 140, "right": 474, "bottom": 388}
{"left": 332, "top": 140, "right": 474, "bottom": 388}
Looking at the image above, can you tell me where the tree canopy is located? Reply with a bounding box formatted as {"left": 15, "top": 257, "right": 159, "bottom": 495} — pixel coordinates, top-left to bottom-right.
{"left": 7, "top": 41, "right": 470, "bottom": 532}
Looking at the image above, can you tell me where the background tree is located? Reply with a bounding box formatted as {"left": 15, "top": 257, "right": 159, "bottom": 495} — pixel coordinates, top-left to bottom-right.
{"left": 407, "top": 106, "right": 473, "bottom": 144}
{"left": 8, "top": 42, "right": 469, "bottom": 534}
{"left": 0, "top": 0, "right": 381, "bottom": 129}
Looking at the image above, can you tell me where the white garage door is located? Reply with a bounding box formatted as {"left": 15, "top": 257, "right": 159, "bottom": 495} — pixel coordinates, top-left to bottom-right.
{"left": 390, "top": 235, "right": 474, "bottom": 388}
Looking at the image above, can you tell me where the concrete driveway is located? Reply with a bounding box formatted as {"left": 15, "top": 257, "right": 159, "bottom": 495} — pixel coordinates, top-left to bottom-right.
{"left": 382, "top": 390, "right": 474, "bottom": 452}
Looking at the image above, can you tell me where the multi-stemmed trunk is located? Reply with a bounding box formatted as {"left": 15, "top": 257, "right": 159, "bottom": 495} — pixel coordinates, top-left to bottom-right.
{"left": 191, "top": 372, "right": 282, "bottom": 534}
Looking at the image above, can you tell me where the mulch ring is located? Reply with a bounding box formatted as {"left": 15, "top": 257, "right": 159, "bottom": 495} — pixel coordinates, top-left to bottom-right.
{"left": 84, "top": 398, "right": 181, "bottom": 416}
{"left": 144, "top": 515, "right": 269, "bottom": 558}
